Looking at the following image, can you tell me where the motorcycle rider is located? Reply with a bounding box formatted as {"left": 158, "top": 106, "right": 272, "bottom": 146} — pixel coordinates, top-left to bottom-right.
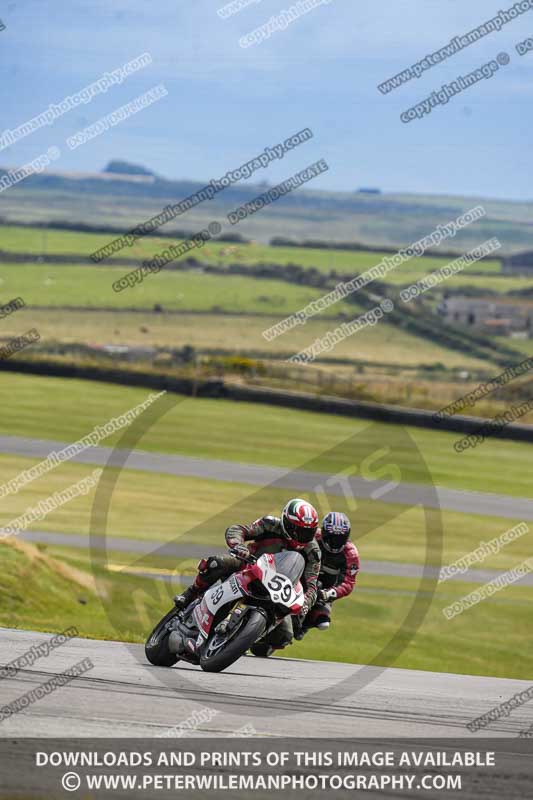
{"left": 295, "top": 511, "right": 359, "bottom": 640}
{"left": 174, "top": 498, "right": 321, "bottom": 651}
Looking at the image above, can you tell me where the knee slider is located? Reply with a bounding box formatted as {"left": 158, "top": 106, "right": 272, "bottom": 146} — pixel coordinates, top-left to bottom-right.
{"left": 317, "top": 621, "right": 330, "bottom": 630}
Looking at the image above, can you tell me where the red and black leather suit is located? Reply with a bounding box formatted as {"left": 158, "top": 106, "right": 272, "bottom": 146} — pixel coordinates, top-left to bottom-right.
{"left": 190, "top": 515, "right": 321, "bottom": 648}
{"left": 303, "top": 530, "right": 360, "bottom": 631}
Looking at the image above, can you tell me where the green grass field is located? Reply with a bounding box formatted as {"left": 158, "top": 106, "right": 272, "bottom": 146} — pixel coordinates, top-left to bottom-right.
{"left": 3, "top": 307, "right": 493, "bottom": 371}
{"left": 500, "top": 337, "right": 533, "bottom": 356}
{"left": 1, "top": 373, "right": 531, "bottom": 498}
{"left": 0, "top": 263, "right": 361, "bottom": 316}
{"left": 310, "top": 572, "right": 533, "bottom": 678}
{"left": 388, "top": 272, "right": 533, "bottom": 292}
{"left": 0, "top": 451, "right": 530, "bottom": 572}
{"left": 0, "top": 373, "right": 531, "bottom": 678}
{"left": 2, "top": 541, "right": 531, "bottom": 679}
{"left": 0, "top": 224, "right": 506, "bottom": 282}
{"left": 2, "top": 223, "right": 531, "bottom": 384}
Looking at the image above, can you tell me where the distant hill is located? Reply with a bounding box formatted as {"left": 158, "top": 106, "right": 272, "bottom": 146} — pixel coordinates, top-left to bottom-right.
{"left": 103, "top": 160, "right": 157, "bottom": 177}
{"left": 0, "top": 164, "right": 532, "bottom": 254}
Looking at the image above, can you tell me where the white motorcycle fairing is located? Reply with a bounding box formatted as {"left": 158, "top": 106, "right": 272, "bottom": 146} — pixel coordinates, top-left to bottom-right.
{"left": 193, "top": 552, "right": 305, "bottom": 640}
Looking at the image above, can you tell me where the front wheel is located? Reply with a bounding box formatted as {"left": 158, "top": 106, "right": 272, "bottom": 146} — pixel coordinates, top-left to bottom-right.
{"left": 200, "top": 609, "right": 267, "bottom": 673}
{"left": 145, "top": 607, "right": 180, "bottom": 667}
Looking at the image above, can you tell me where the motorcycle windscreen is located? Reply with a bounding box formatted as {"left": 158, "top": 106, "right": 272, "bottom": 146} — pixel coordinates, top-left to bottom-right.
{"left": 272, "top": 550, "right": 305, "bottom": 584}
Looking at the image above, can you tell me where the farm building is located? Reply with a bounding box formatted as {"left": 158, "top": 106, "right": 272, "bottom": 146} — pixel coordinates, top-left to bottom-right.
{"left": 438, "top": 296, "right": 533, "bottom": 337}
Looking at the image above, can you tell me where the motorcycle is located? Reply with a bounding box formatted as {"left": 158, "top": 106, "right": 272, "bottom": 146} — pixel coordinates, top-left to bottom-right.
{"left": 144, "top": 549, "right": 306, "bottom": 673}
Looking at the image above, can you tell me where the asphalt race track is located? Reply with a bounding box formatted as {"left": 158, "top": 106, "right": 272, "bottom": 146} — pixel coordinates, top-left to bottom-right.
{"left": 0, "top": 628, "right": 530, "bottom": 738}
{"left": 1, "top": 434, "right": 533, "bottom": 521}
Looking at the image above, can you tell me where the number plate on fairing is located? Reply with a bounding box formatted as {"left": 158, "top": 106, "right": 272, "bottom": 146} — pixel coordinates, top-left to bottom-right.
{"left": 204, "top": 576, "right": 244, "bottom": 614}
{"left": 265, "top": 573, "right": 296, "bottom": 606}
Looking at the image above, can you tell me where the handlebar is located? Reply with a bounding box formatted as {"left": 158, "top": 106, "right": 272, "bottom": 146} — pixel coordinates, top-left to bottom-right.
{"left": 228, "top": 548, "right": 257, "bottom": 565}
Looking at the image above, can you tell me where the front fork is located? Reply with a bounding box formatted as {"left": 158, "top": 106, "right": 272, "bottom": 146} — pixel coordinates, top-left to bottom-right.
{"left": 214, "top": 601, "right": 249, "bottom": 636}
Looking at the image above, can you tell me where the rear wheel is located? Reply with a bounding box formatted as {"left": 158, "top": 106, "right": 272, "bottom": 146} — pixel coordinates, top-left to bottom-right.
{"left": 200, "top": 609, "right": 267, "bottom": 673}
{"left": 145, "top": 607, "right": 180, "bottom": 667}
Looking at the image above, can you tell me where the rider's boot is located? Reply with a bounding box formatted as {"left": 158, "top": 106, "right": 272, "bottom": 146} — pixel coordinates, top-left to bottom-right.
{"left": 173, "top": 584, "right": 200, "bottom": 610}
{"left": 173, "top": 564, "right": 213, "bottom": 610}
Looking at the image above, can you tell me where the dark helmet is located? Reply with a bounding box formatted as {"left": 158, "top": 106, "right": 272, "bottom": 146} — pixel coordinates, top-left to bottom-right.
{"left": 281, "top": 498, "right": 319, "bottom": 546}
{"left": 321, "top": 511, "right": 351, "bottom": 553}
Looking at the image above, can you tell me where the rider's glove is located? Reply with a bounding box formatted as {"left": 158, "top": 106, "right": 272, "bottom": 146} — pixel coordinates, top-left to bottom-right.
{"left": 319, "top": 588, "right": 337, "bottom": 603}
{"left": 230, "top": 544, "right": 249, "bottom": 560}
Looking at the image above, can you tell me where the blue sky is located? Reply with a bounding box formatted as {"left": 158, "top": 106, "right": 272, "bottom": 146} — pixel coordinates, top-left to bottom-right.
{"left": 0, "top": 0, "right": 531, "bottom": 200}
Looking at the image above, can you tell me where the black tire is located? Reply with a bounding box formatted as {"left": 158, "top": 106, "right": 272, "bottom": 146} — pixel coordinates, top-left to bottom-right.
{"left": 145, "top": 607, "right": 180, "bottom": 667}
{"left": 200, "top": 609, "right": 267, "bottom": 673}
